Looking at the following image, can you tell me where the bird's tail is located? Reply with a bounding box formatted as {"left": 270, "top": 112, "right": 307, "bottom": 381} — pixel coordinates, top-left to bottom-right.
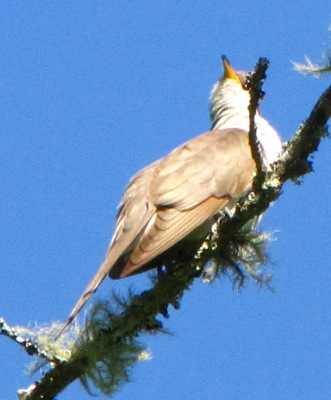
{"left": 55, "top": 255, "right": 117, "bottom": 340}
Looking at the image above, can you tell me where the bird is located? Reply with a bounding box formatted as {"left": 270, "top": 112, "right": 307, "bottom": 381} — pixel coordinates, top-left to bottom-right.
{"left": 59, "top": 56, "right": 283, "bottom": 334}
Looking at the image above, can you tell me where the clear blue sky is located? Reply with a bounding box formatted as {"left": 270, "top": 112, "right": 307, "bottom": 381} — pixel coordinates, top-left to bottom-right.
{"left": 1, "top": 2, "right": 330, "bottom": 399}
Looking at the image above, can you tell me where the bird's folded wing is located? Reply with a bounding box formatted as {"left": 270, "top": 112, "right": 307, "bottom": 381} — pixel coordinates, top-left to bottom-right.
{"left": 149, "top": 129, "right": 255, "bottom": 210}
{"left": 120, "top": 195, "right": 229, "bottom": 276}
{"left": 116, "top": 128, "right": 256, "bottom": 276}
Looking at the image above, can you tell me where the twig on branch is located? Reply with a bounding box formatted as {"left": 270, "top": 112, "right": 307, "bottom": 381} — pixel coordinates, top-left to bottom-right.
{"left": 0, "top": 318, "right": 60, "bottom": 363}
{"left": 293, "top": 54, "right": 331, "bottom": 77}
{"left": 247, "top": 57, "right": 270, "bottom": 175}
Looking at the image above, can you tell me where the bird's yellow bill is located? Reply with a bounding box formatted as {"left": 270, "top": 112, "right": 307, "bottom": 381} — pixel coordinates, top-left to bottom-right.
{"left": 222, "top": 56, "right": 241, "bottom": 84}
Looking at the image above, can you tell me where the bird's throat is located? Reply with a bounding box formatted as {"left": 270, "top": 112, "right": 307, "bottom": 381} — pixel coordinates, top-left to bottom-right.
{"left": 209, "top": 80, "right": 282, "bottom": 166}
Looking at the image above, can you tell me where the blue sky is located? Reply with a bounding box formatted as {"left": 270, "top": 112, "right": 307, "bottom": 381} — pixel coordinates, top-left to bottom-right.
{"left": 1, "top": 2, "right": 330, "bottom": 399}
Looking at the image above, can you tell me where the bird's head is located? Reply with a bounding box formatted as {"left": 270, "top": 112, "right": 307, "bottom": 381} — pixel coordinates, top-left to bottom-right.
{"left": 221, "top": 55, "right": 250, "bottom": 89}
{"left": 210, "top": 56, "right": 253, "bottom": 130}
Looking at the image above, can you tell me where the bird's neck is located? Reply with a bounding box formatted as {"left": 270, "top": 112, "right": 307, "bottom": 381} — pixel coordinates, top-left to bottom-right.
{"left": 210, "top": 80, "right": 282, "bottom": 165}
{"left": 210, "top": 80, "right": 253, "bottom": 131}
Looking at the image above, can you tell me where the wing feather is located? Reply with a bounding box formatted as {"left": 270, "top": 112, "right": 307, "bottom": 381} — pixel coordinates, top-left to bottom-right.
{"left": 120, "top": 196, "right": 229, "bottom": 277}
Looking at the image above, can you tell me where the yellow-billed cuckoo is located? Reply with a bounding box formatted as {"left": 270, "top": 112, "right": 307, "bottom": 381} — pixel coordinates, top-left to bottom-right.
{"left": 60, "top": 57, "right": 282, "bottom": 333}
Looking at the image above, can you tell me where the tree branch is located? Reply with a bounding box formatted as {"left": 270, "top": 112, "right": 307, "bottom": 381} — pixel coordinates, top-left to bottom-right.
{"left": 18, "top": 263, "right": 201, "bottom": 399}
{"left": 279, "top": 83, "right": 331, "bottom": 182}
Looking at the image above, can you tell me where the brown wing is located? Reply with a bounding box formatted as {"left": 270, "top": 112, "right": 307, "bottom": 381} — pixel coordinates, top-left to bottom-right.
{"left": 116, "top": 128, "right": 255, "bottom": 277}
{"left": 59, "top": 128, "right": 255, "bottom": 333}
{"left": 119, "top": 196, "right": 230, "bottom": 277}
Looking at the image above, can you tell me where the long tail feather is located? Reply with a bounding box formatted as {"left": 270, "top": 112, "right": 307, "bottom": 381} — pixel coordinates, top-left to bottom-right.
{"left": 55, "top": 255, "right": 117, "bottom": 339}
